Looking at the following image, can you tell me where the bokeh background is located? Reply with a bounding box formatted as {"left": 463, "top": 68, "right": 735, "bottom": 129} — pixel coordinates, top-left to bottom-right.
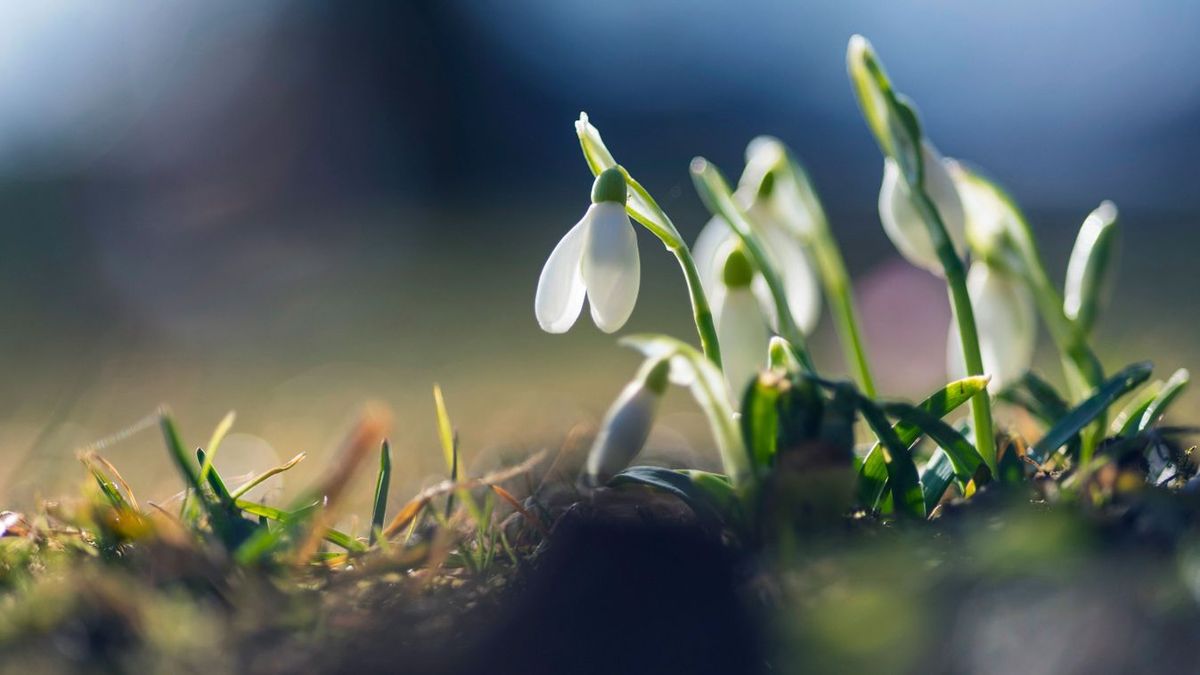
{"left": 1, "top": 1, "right": 1197, "bottom": 514}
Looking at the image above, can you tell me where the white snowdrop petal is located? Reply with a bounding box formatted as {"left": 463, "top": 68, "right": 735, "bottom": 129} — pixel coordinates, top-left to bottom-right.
{"left": 878, "top": 142, "right": 967, "bottom": 275}
{"left": 692, "top": 216, "right": 736, "bottom": 307}
{"left": 760, "top": 223, "right": 822, "bottom": 334}
{"left": 922, "top": 143, "right": 967, "bottom": 258}
{"left": 534, "top": 216, "right": 589, "bottom": 333}
{"left": 947, "top": 264, "right": 1037, "bottom": 393}
{"left": 582, "top": 202, "right": 641, "bottom": 333}
{"left": 970, "top": 264, "right": 1036, "bottom": 392}
{"left": 586, "top": 382, "right": 661, "bottom": 483}
{"left": 716, "top": 288, "right": 771, "bottom": 406}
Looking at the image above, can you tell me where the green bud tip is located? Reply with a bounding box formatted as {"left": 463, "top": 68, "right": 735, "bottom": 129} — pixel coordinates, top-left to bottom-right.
{"left": 756, "top": 169, "right": 776, "bottom": 201}
{"left": 643, "top": 358, "right": 672, "bottom": 395}
{"left": 591, "top": 167, "right": 628, "bottom": 205}
{"left": 768, "top": 336, "right": 799, "bottom": 371}
{"left": 721, "top": 246, "right": 755, "bottom": 288}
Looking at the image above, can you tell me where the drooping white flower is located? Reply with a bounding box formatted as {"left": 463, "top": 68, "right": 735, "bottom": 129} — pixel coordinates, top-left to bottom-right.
{"left": 739, "top": 136, "right": 820, "bottom": 240}
{"left": 947, "top": 262, "right": 1036, "bottom": 393}
{"left": 585, "top": 358, "right": 671, "bottom": 485}
{"left": 713, "top": 247, "right": 771, "bottom": 405}
{"left": 535, "top": 167, "right": 640, "bottom": 333}
{"left": 878, "top": 141, "right": 967, "bottom": 275}
{"left": 693, "top": 215, "right": 821, "bottom": 339}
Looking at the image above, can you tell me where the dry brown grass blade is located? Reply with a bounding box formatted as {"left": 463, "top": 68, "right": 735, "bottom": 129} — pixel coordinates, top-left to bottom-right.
{"left": 230, "top": 452, "right": 307, "bottom": 499}
{"left": 537, "top": 423, "right": 593, "bottom": 492}
{"left": 488, "top": 483, "right": 548, "bottom": 537}
{"left": 78, "top": 450, "right": 141, "bottom": 512}
{"left": 380, "top": 450, "right": 547, "bottom": 539}
{"left": 293, "top": 403, "right": 392, "bottom": 564}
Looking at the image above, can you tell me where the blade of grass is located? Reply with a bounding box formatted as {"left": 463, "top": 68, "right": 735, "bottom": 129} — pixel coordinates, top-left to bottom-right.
{"left": 196, "top": 449, "right": 235, "bottom": 508}
{"left": 229, "top": 452, "right": 307, "bottom": 500}
{"left": 370, "top": 440, "right": 392, "bottom": 546}
{"left": 79, "top": 451, "right": 140, "bottom": 512}
{"left": 197, "top": 411, "right": 236, "bottom": 492}
{"left": 433, "top": 385, "right": 455, "bottom": 475}
{"left": 235, "top": 499, "right": 365, "bottom": 552}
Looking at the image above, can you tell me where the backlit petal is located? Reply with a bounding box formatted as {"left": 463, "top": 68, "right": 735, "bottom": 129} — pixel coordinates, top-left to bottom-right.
{"left": 760, "top": 222, "right": 822, "bottom": 334}
{"left": 582, "top": 202, "right": 640, "bottom": 333}
{"left": 586, "top": 381, "right": 661, "bottom": 483}
{"left": 879, "top": 142, "right": 966, "bottom": 275}
{"left": 534, "top": 215, "right": 589, "bottom": 333}
{"left": 692, "top": 216, "right": 736, "bottom": 308}
{"left": 947, "top": 263, "right": 1036, "bottom": 393}
{"left": 716, "top": 288, "right": 771, "bottom": 406}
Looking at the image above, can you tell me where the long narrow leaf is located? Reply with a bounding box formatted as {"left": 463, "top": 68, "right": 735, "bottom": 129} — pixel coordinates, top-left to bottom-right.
{"left": 921, "top": 449, "right": 955, "bottom": 514}
{"left": 1137, "top": 368, "right": 1189, "bottom": 433}
{"left": 1026, "top": 362, "right": 1153, "bottom": 464}
{"left": 855, "top": 393, "right": 924, "bottom": 518}
{"left": 196, "top": 449, "right": 235, "bottom": 508}
{"left": 1113, "top": 381, "right": 1162, "bottom": 437}
{"left": 609, "top": 466, "right": 732, "bottom": 526}
{"left": 999, "top": 372, "right": 1070, "bottom": 426}
{"left": 882, "top": 401, "right": 988, "bottom": 486}
{"left": 857, "top": 376, "right": 989, "bottom": 509}
{"left": 370, "top": 440, "right": 392, "bottom": 545}
{"left": 433, "top": 385, "right": 456, "bottom": 475}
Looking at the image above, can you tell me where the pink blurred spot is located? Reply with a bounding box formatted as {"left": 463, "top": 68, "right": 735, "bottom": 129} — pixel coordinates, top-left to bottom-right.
{"left": 857, "top": 259, "right": 952, "bottom": 396}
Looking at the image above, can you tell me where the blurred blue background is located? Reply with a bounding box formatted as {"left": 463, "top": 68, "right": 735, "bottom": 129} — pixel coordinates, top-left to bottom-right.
{"left": 1, "top": 1, "right": 1197, "bottom": 508}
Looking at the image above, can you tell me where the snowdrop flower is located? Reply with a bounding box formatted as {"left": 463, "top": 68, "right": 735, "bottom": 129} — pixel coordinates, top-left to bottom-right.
{"left": 694, "top": 214, "right": 821, "bottom": 338}
{"left": 535, "top": 167, "right": 640, "bottom": 333}
{"left": 713, "top": 247, "right": 771, "bottom": 404}
{"left": 585, "top": 358, "right": 671, "bottom": 485}
{"left": 692, "top": 140, "right": 822, "bottom": 339}
{"left": 878, "top": 141, "right": 967, "bottom": 275}
{"left": 947, "top": 263, "right": 1036, "bottom": 393}
{"left": 739, "top": 136, "right": 820, "bottom": 240}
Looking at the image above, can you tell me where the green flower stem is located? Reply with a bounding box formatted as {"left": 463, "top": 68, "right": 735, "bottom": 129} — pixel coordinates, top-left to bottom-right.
{"left": 912, "top": 191, "right": 998, "bottom": 475}
{"left": 808, "top": 216, "right": 878, "bottom": 397}
{"left": 691, "top": 158, "right": 816, "bottom": 372}
{"left": 670, "top": 243, "right": 723, "bottom": 368}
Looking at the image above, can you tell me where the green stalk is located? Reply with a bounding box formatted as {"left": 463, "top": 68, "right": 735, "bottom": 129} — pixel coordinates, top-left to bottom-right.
{"left": 670, "top": 243, "right": 723, "bottom": 368}
{"left": 1005, "top": 210, "right": 1106, "bottom": 460}
{"left": 808, "top": 215, "right": 877, "bottom": 397}
{"left": 912, "top": 192, "right": 998, "bottom": 475}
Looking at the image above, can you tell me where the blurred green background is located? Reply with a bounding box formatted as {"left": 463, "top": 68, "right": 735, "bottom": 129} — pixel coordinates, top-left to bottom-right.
{"left": 1, "top": 1, "right": 1197, "bottom": 515}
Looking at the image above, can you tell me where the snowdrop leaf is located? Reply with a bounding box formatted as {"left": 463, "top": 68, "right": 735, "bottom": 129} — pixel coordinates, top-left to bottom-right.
{"left": 1064, "top": 201, "right": 1119, "bottom": 335}
{"left": 1026, "top": 361, "right": 1153, "bottom": 464}
{"left": 857, "top": 376, "right": 988, "bottom": 510}
{"left": 609, "top": 466, "right": 732, "bottom": 527}
{"left": 741, "top": 374, "right": 782, "bottom": 472}
{"left": 855, "top": 393, "right": 924, "bottom": 518}
{"left": 1136, "top": 368, "right": 1190, "bottom": 434}
{"left": 999, "top": 372, "right": 1071, "bottom": 427}
{"left": 620, "top": 334, "right": 751, "bottom": 487}
{"left": 881, "top": 402, "right": 988, "bottom": 488}
{"left": 920, "top": 449, "right": 956, "bottom": 514}
{"left": 1112, "top": 380, "right": 1163, "bottom": 437}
